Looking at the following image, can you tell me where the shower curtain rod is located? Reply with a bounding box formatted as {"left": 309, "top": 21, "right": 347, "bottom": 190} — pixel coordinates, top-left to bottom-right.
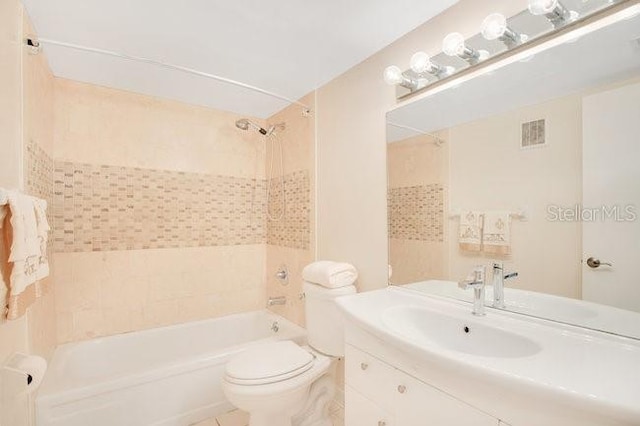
{"left": 34, "top": 38, "right": 311, "bottom": 112}
{"left": 387, "top": 122, "right": 444, "bottom": 145}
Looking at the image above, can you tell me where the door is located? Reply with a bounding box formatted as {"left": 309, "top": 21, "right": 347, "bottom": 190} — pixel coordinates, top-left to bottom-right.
{"left": 582, "top": 82, "right": 640, "bottom": 312}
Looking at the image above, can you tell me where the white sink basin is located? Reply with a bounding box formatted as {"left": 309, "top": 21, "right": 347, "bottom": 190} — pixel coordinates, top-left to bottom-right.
{"left": 336, "top": 287, "right": 640, "bottom": 425}
{"left": 382, "top": 306, "right": 541, "bottom": 358}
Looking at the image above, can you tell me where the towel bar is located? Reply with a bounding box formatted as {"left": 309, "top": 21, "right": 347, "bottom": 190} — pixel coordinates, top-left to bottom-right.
{"left": 449, "top": 209, "right": 529, "bottom": 221}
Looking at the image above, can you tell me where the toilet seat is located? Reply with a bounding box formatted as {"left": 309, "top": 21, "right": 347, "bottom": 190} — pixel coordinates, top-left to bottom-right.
{"left": 225, "top": 341, "right": 315, "bottom": 386}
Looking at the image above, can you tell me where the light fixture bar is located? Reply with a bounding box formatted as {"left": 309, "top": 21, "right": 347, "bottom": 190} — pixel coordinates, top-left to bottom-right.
{"left": 391, "top": 2, "right": 640, "bottom": 107}
{"left": 33, "top": 38, "right": 312, "bottom": 111}
{"left": 529, "top": 0, "right": 578, "bottom": 28}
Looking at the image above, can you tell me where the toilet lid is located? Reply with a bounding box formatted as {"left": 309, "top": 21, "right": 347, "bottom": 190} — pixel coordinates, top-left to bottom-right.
{"left": 225, "top": 341, "right": 314, "bottom": 385}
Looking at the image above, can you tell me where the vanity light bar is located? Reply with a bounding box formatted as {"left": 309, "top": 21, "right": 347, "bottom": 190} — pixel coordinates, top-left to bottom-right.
{"left": 528, "top": 0, "right": 579, "bottom": 28}
{"left": 390, "top": 3, "right": 640, "bottom": 106}
{"left": 383, "top": 0, "right": 631, "bottom": 92}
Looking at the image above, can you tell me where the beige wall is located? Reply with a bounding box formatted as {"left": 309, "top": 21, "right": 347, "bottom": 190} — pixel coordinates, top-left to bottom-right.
{"left": 0, "top": 0, "right": 58, "bottom": 365}
{"left": 265, "top": 93, "right": 316, "bottom": 327}
{"left": 316, "top": 0, "right": 527, "bottom": 291}
{"left": 22, "top": 13, "right": 58, "bottom": 360}
{"left": 448, "top": 94, "right": 583, "bottom": 298}
{"left": 52, "top": 80, "right": 270, "bottom": 343}
{"left": 0, "top": 0, "right": 28, "bottom": 370}
{"left": 387, "top": 132, "right": 449, "bottom": 285}
{"left": 1, "top": 3, "right": 57, "bottom": 425}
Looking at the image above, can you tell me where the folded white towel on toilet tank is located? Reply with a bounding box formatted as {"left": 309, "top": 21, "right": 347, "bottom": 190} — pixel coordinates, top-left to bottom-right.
{"left": 302, "top": 261, "right": 358, "bottom": 288}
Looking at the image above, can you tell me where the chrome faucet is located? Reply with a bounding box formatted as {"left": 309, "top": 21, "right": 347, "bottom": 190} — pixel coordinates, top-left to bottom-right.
{"left": 492, "top": 262, "right": 518, "bottom": 309}
{"left": 458, "top": 265, "right": 486, "bottom": 316}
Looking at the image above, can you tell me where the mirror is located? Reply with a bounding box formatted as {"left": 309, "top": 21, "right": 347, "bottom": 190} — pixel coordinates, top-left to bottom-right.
{"left": 386, "top": 3, "right": 640, "bottom": 339}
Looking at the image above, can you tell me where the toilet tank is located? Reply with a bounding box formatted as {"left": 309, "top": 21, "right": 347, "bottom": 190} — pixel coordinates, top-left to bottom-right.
{"left": 304, "top": 281, "right": 356, "bottom": 356}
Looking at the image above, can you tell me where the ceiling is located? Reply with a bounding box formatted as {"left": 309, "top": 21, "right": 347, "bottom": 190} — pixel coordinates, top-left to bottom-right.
{"left": 22, "top": 0, "right": 459, "bottom": 118}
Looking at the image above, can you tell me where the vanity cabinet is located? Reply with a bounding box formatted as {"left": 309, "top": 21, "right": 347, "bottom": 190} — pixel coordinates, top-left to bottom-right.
{"left": 345, "top": 345, "right": 499, "bottom": 426}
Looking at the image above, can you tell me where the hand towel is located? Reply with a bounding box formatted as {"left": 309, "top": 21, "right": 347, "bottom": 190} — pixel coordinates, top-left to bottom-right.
{"left": 483, "top": 211, "right": 512, "bottom": 255}
{"left": 302, "top": 261, "right": 358, "bottom": 288}
{"left": 458, "top": 211, "right": 483, "bottom": 252}
{"left": 5, "top": 191, "right": 50, "bottom": 297}
{"left": 33, "top": 199, "right": 50, "bottom": 280}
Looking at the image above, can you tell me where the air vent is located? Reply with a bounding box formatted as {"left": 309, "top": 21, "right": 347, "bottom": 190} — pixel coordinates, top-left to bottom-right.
{"left": 521, "top": 119, "right": 546, "bottom": 148}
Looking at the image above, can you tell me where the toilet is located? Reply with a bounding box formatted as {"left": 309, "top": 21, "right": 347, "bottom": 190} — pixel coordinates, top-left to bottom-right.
{"left": 223, "top": 280, "right": 356, "bottom": 426}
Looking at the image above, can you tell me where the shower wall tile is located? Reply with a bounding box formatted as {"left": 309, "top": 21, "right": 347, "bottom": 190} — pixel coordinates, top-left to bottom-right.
{"left": 25, "top": 139, "right": 54, "bottom": 221}
{"left": 264, "top": 92, "right": 315, "bottom": 330}
{"left": 266, "top": 170, "right": 311, "bottom": 250}
{"left": 53, "top": 245, "right": 266, "bottom": 342}
{"left": 388, "top": 184, "right": 445, "bottom": 242}
{"left": 52, "top": 161, "right": 268, "bottom": 252}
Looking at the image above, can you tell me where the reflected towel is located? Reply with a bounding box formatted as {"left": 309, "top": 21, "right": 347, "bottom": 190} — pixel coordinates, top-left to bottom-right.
{"left": 302, "top": 261, "right": 358, "bottom": 288}
{"left": 483, "top": 211, "right": 512, "bottom": 255}
{"left": 458, "top": 211, "right": 483, "bottom": 252}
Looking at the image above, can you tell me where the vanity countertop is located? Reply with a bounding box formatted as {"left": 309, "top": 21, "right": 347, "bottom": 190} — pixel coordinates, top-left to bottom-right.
{"left": 337, "top": 287, "right": 640, "bottom": 425}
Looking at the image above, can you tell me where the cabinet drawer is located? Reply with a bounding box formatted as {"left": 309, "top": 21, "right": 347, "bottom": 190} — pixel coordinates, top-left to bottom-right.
{"left": 345, "top": 385, "right": 394, "bottom": 426}
{"left": 345, "top": 345, "right": 397, "bottom": 413}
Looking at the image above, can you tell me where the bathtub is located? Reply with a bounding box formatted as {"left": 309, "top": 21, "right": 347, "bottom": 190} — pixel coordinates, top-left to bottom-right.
{"left": 36, "top": 310, "right": 306, "bottom": 426}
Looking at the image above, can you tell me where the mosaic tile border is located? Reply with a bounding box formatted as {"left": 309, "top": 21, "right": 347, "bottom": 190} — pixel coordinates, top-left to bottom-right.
{"left": 388, "top": 184, "right": 444, "bottom": 242}
{"left": 52, "top": 162, "right": 311, "bottom": 252}
{"left": 25, "top": 139, "right": 54, "bottom": 208}
{"left": 267, "top": 170, "right": 311, "bottom": 250}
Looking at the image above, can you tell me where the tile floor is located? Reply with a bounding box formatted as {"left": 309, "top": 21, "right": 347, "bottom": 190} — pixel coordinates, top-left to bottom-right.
{"left": 193, "top": 400, "right": 345, "bottom": 426}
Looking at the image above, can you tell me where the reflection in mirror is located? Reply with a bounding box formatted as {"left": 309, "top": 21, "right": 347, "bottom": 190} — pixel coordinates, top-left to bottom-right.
{"left": 386, "top": 4, "right": 640, "bottom": 339}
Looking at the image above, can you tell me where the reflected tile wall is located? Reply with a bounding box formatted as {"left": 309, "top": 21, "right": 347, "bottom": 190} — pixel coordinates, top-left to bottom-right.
{"left": 388, "top": 184, "right": 444, "bottom": 242}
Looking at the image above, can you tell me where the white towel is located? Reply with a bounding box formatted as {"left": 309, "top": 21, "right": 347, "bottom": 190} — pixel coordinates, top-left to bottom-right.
{"left": 4, "top": 191, "right": 50, "bottom": 297}
{"left": 458, "top": 211, "right": 483, "bottom": 252}
{"left": 302, "top": 261, "right": 358, "bottom": 288}
{"left": 483, "top": 211, "right": 511, "bottom": 255}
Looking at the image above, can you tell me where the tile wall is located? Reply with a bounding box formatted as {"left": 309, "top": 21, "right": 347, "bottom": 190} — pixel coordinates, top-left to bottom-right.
{"left": 51, "top": 80, "right": 314, "bottom": 343}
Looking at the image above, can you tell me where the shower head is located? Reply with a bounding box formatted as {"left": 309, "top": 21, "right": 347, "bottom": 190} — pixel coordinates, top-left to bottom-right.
{"left": 235, "top": 118, "right": 268, "bottom": 135}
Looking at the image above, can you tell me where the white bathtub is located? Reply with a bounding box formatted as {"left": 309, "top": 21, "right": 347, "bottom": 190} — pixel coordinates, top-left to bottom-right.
{"left": 36, "top": 310, "right": 306, "bottom": 426}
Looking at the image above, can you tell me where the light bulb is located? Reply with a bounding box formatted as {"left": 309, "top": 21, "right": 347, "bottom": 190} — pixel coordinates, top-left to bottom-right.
{"left": 481, "top": 13, "right": 527, "bottom": 47}
{"left": 528, "top": 0, "right": 558, "bottom": 15}
{"left": 481, "top": 13, "right": 508, "bottom": 40}
{"left": 383, "top": 65, "right": 404, "bottom": 86}
{"left": 410, "top": 52, "right": 432, "bottom": 74}
{"left": 442, "top": 33, "right": 466, "bottom": 56}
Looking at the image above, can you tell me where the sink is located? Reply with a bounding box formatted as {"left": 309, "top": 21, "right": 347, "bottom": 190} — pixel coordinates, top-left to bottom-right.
{"left": 382, "top": 306, "right": 542, "bottom": 358}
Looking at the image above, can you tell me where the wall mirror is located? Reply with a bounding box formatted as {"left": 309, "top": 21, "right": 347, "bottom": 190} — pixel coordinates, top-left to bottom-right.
{"left": 386, "top": 2, "right": 640, "bottom": 339}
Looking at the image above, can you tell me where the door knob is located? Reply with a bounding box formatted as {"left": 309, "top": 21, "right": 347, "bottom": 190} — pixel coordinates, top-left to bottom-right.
{"left": 586, "top": 257, "right": 613, "bottom": 269}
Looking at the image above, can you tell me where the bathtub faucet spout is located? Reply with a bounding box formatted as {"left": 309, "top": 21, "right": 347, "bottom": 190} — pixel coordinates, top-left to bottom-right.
{"left": 267, "top": 296, "right": 286, "bottom": 307}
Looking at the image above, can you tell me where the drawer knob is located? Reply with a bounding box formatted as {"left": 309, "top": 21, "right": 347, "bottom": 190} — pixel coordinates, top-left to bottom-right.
{"left": 378, "top": 422, "right": 386, "bottom": 426}
{"left": 360, "top": 362, "right": 369, "bottom": 371}
{"left": 397, "top": 385, "right": 407, "bottom": 394}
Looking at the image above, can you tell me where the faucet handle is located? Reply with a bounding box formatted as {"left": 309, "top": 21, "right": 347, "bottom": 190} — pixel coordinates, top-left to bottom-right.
{"left": 459, "top": 265, "right": 486, "bottom": 289}
{"left": 504, "top": 272, "right": 518, "bottom": 280}
{"left": 473, "top": 265, "right": 486, "bottom": 283}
